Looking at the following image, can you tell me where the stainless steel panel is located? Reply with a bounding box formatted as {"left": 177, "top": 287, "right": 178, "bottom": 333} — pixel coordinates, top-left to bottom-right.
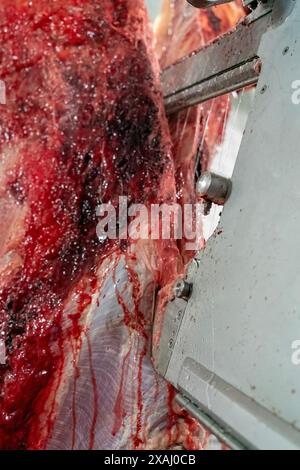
{"left": 161, "top": 0, "right": 300, "bottom": 449}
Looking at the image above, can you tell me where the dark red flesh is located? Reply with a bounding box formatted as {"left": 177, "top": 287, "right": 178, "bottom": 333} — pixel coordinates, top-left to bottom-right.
{"left": 0, "top": 0, "right": 172, "bottom": 449}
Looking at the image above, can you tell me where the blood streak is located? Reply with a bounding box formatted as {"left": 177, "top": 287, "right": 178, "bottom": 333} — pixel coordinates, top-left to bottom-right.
{"left": 86, "top": 331, "right": 98, "bottom": 450}
{"left": 113, "top": 256, "right": 149, "bottom": 448}
{"left": 166, "top": 384, "right": 177, "bottom": 447}
{"left": 71, "top": 345, "right": 80, "bottom": 451}
{"left": 133, "top": 339, "right": 148, "bottom": 449}
{"left": 112, "top": 348, "right": 131, "bottom": 438}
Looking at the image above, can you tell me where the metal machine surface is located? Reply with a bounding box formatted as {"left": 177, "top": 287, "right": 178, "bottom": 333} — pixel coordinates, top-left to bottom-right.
{"left": 187, "top": 0, "right": 233, "bottom": 7}
{"left": 154, "top": 0, "right": 300, "bottom": 450}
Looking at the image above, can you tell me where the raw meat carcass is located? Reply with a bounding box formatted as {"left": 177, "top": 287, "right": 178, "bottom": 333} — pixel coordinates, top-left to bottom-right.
{"left": 0, "top": 0, "right": 244, "bottom": 450}
{"left": 0, "top": 0, "right": 180, "bottom": 450}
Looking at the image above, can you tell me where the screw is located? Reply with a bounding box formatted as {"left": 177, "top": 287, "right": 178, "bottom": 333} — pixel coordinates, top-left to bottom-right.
{"left": 260, "top": 85, "right": 267, "bottom": 94}
{"left": 174, "top": 280, "right": 192, "bottom": 300}
{"left": 177, "top": 310, "right": 183, "bottom": 320}
{"left": 196, "top": 171, "right": 232, "bottom": 205}
{"left": 168, "top": 338, "right": 174, "bottom": 349}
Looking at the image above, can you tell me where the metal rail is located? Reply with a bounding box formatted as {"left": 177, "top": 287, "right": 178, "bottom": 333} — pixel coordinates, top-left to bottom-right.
{"left": 162, "top": 4, "right": 273, "bottom": 114}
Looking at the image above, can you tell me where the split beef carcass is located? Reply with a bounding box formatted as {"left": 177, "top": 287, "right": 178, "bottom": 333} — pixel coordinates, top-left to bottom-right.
{"left": 0, "top": 0, "right": 244, "bottom": 450}
{"left": 0, "top": 0, "right": 178, "bottom": 448}
{"left": 0, "top": 0, "right": 202, "bottom": 450}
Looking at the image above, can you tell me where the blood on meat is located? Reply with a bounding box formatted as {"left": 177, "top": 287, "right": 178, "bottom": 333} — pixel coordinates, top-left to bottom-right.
{"left": 0, "top": 0, "right": 174, "bottom": 449}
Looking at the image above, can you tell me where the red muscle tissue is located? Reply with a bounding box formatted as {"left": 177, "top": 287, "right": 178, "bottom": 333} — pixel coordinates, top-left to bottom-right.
{"left": 0, "top": 0, "right": 244, "bottom": 450}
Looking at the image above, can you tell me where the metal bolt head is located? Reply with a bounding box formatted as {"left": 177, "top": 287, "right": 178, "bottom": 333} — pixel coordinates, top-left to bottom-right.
{"left": 174, "top": 280, "right": 192, "bottom": 300}
{"left": 197, "top": 171, "right": 212, "bottom": 196}
{"left": 177, "top": 310, "right": 183, "bottom": 320}
{"left": 260, "top": 85, "right": 268, "bottom": 94}
{"left": 196, "top": 171, "right": 232, "bottom": 205}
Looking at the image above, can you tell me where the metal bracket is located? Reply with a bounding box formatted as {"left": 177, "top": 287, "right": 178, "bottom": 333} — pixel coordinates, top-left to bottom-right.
{"left": 153, "top": 297, "right": 188, "bottom": 377}
{"left": 162, "top": 1, "right": 274, "bottom": 114}
{"left": 187, "top": 0, "right": 264, "bottom": 7}
{"left": 176, "top": 394, "right": 247, "bottom": 450}
{"left": 187, "top": 0, "right": 233, "bottom": 8}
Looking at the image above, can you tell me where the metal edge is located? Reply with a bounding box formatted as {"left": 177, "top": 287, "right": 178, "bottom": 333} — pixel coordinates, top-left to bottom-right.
{"left": 176, "top": 394, "right": 248, "bottom": 450}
